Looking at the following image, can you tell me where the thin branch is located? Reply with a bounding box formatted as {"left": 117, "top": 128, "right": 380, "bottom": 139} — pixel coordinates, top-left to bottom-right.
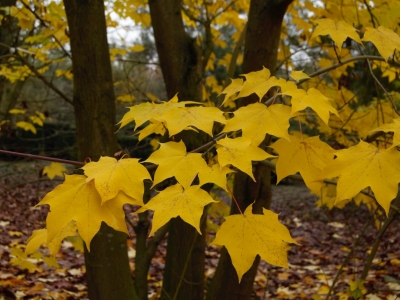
{"left": 19, "top": 0, "right": 72, "bottom": 59}
{"left": 264, "top": 55, "right": 400, "bottom": 106}
{"left": 146, "top": 222, "right": 169, "bottom": 258}
{"left": 365, "top": 58, "right": 400, "bottom": 115}
{"left": 116, "top": 58, "right": 159, "bottom": 65}
{"left": 360, "top": 195, "right": 400, "bottom": 281}
{"left": 15, "top": 52, "right": 74, "bottom": 105}
{"left": 325, "top": 210, "right": 376, "bottom": 299}
{"left": 0, "top": 149, "right": 83, "bottom": 166}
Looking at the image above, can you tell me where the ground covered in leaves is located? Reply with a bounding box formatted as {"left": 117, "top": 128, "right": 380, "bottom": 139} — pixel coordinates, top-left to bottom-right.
{"left": 0, "top": 160, "right": 399, "bottom": 299}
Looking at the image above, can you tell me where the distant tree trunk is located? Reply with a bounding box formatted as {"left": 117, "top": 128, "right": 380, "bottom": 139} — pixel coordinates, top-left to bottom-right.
{"left": 148, "top": 1, "right": 205, "bottom": 299}
{"left": 0, "top": 0, "right": 23, "bottom": 124}
{"left": 63, "top": 0, "right": 137, "bottom": 299}
{"left": 207, "top": 1, "right": 293, "bottom": 299}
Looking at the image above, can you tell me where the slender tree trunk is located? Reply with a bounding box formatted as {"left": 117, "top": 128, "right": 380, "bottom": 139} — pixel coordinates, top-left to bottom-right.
{"left": 148, "top": 1, "right": 206, "bottom": 299}
{"left": 0, "top": 0, "right": 23, "bottom": 124}
{"left": 207, "top": 1, "right": 293, "bottom": 299}
{"left": 63, "top": 0, "right": 137, "bottom": 299}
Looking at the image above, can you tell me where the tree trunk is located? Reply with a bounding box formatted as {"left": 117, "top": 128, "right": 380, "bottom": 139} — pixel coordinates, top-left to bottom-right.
{"left": 63, "top": 0, "right": 137, "bottom": 299}
{"left": 148, "top": 1, "right": 206, "bottom": 299}
{"left": 207, "top": 1, "right": 293, "bottom": 299}
{"left": 0, "top": 0, "right": 23, "bottom": 124}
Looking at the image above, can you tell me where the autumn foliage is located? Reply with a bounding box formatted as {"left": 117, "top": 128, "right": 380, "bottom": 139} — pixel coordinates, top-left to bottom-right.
{"left": 2, "top": 0, "right": 400, "bottom": 298}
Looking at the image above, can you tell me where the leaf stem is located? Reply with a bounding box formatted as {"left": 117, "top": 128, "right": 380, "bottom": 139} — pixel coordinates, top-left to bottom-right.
{"left": 226, "top": 184, "right": 243, "bottom": 215}
{"left": 381, "top": 133, "right": 394, "bottom": 149}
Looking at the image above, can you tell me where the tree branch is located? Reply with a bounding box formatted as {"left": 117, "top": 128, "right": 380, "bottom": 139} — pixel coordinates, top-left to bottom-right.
{"left": 15, "top": 52, "right": 74, "bottom": 105}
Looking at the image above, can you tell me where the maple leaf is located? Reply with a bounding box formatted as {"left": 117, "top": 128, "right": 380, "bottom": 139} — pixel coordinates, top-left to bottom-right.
{"left": 10, "top": 247, "right": 41, "bottom": 273}
{"left": 136, "top": 184, "right": 217, "bottom": 235}
{"left": 160, "top": 106, "right": 226, "bottom": 136}
{"left": 144, "top": 140, "right": 208, "bottom": 188}
{"left": 222, "top": 103, "right": 292, "bottom": 145}
{"left": 26, "top": 220, "right": 77, "bottom": 256}
{"left": 290, "top": 70, "right": 310, "bottom": 82}
{"left": 320, "top": 141, "right": 400, "bottom": 214}
{"left": 82, "top": 156, "right": 151, "bottom": 204}
{"left": 310, "top": 18, "right": 361, "bottom": 52}
{"left": 43, "top": 162, "right": 66, "bottom": 180}
{"left": 283, "top": 88, "right": 339, "bottom": 125}
{"left": 136, "top": 119, "right": 166, "bottom": 141}
{"left": 211, "top": 205, "right": 298, "bottom": 282}
{"left": 16, "top": 121, "right": 36, "bottom": 134}
{"left": 369, "top": 118, "right": 400, "bottom": 148}
{"left": 216, "top": 137, "right": 275, "bottom": 181}
{"left": 271, "top": 136, "right": 335, "bottom": 194}
{"left": 198, "top": 163, "right": 234, "bottom": 191}
{"left": 117, "top": 94, "right": 197, "bottom": 130}
{"left": 38, "top": 174, "right": 137, "bottom": 250}
{"left": 220, "top": 78, "right": 244, "bottom": 106}
{"left": 362, "top": 26, "right": 400, "bottom": 62}
{"left": 236, "top": 67, "right": 281, "bottom": 100}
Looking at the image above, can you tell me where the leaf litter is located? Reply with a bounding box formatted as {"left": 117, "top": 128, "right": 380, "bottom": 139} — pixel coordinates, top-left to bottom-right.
{"left": 0, "top": 161, "right": 399, "bottom": 299}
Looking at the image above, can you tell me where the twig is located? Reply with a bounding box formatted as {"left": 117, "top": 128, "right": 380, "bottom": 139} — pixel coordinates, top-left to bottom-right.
{"left": 116, "top": 58, "right": 159, "bottom": 65}
{"left": 15, "top": 52, "right": 74, "bottom": 105}
{"left": 365, "top": 58, "right": 400, "bottom": 115}
{"left": 360, "top": 195, "right": 400, "bottom": 281}
{"left": 0, "top": 149, "right": 84, "bottom": 166}
{"left": 325, "top": 209, "right": 376, "bottom": 299}
{"left": 172, "top": 232, "right": 198, "bottom": 300}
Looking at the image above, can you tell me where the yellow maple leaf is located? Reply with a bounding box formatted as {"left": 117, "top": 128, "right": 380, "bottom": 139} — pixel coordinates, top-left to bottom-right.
{"left": 10, "top": 247, "right": 41, "bottom": 273}
{"left": 362, "top": 26, "right": 400, "bottom": 62}
{"left": 16, "top": 121, "right": 36, "bottom": 134}
{"left": 216, "top": 137, "right": 275, "bottom": 181}
{"left": 222, "top": 103, "right": 292, "bottom": 145}
{"left": 320, "top": 141, "right": 400, "bottom": 214}
{"left": 283, "top": 88, "right": 339, "bottom": 125}
{"left": 117, "top": 94, "right": 136, "bottom": 103}
{"left": 160, "top": 106, "right": 226, "bottom": 136}
{"left": 129, "top": 44, "right": 145, "bottom": 52}
{"left": 8, "top": 108, "right": 26, "bottom": 114}
{"left": 117, "top": 94, "right": 197, "bottom": 130}
{"left": 310, "top": 18, "right": 361, "bottom": 52}
{"left": 369, "top": 118, "right": 400, "bottom": 148}
{"left": 271, "top": 136, "right": 335, "bottom": 194}
{"left": 220, "top": 78, "right": 244, "bottom": 106}
{"left": 198, "top": 163, "right": 234, "bottom": 191}
{"left": 211, "top": 205, "right": 298, "bottom": 282}
{"left": 144, "top": 141, "right": 208, "bottom": 188}
{"left": 38, "top": 174, "right": 137, "bottom": 250}
{"left": 290, "top": 70, "right": 310, "bottom": 82}
{"left": 136, "top": 184, "right": 217, "bottom": 235}
{"left": 43, "top": 162, "right": 66, "bottom": 180}
{"left": 82, "top": 156, "right": 151, "bottom": 204}
{"left": 136, "top": 119, "right": 166, "bottom": 141}
{"left": 236, "top": 67, "right": 281, "bottom": 101}
{"left": 26, "top": 221, "right": 77, "bottom": 256}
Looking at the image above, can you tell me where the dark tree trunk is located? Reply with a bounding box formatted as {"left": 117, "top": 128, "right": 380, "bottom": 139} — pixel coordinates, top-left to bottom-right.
{"left": 207, "top": 1, "right": 293, "bottom": 299}
{"left": 63, "top": 0, "right": 137, "bottom": 299}
{"left": 0, "top": 0, "right": 23, "bottom": 124}
{"left": 148, "top": 1, "right": 205, "bottom": 299}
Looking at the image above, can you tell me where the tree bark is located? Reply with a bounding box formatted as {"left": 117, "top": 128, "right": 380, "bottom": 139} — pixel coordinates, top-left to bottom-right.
{"left": 207, "top": 1, "right": 293, "bottom": 299}
{"left": 148, "top": 1, "right": 206, "bottom": 299}
{"left": 63, "top": 0, "right": 137, "bottom": 299}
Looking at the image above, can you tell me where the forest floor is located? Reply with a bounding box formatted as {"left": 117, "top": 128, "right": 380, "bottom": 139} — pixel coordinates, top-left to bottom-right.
{"left": 0, "top": 160, "right": 400, "bottom": 300}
